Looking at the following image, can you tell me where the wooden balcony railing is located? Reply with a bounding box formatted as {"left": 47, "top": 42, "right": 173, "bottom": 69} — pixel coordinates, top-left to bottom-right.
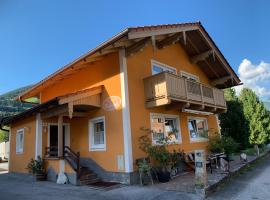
{"left": 143, "top": 72, "right": 226, "bottom": 113}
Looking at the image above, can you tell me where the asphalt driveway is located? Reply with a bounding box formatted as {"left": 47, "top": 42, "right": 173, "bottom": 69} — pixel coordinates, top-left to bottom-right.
{"left": 207, "top": 155, "right": 270, "bottom": 200}
{"left": 0, "top": 172, "right": 199, "bottom": 200}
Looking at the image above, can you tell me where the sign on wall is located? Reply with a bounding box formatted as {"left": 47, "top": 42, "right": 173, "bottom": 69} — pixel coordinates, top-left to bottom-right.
{"left": 102, "top": 96, "right": 122, "bottom": 111}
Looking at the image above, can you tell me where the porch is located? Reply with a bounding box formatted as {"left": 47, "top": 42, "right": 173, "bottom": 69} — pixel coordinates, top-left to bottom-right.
{"left": 38, "top": 86, "right": 104, "bottom": 185}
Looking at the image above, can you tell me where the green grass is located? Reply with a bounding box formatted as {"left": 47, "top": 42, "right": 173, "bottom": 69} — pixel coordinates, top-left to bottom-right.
{"left": 241, "top": 146, "right": 267, "bottom": 156}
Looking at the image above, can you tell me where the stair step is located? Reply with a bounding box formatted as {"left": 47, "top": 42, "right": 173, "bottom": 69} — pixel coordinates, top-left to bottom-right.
{"left": 80, "top": 173, "right": 98, "bottom": 181}
{"left": 80, "top": 178, "right": 100, "bottom": 185}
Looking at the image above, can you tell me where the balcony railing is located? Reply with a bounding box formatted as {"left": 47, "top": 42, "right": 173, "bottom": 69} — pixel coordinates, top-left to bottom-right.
{"left": 143, "top": 72, "right": 226, "bottom": 113}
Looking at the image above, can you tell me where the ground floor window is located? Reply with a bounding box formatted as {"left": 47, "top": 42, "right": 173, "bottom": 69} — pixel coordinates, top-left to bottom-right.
{"left": 188, "top": 117, "right": 208, "bottom": 142}
{"left": 89, "top": 116, "right": 106, "bottom": 151}
{"left": 16, "top": 129, "right": 24, "bottom": 154}
{"left": 150, "top": 113, "right": 181, "bottom": 144}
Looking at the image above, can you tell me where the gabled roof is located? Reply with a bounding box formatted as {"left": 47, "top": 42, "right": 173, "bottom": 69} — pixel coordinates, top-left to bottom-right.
{"left": 19, "top": 22, "right": 241, "bottom": 101}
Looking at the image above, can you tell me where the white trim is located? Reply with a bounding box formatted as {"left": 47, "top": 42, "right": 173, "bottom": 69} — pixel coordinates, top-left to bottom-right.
{"left": 150, "top": 113, "right": 182, "bottom": 145}
{"left": 180, "top": 70, "right": 199, "bottom": 82}
{"left": 187, "top": 116, "right": 209, "bottom": 143}
{"left": 151, "top": 59, "right": 177, "bottom": 75}
{"left": 47, "top": 123, "right": 70, "bottom": 148}
{"left": 119, "top": 49, "right": 133, "bottom": 173}
{"left": 35, "top": 113, "right": 43, "bottom": 159}
{"left": 16, "top": 128, "right": 24, "bottom": 154}
{"left": 88, "top": 116, "right": 106, "bottom": 151}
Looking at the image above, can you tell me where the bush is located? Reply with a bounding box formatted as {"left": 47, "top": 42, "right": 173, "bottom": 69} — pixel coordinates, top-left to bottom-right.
{"left": 209, "top": 135, "right": 239, "bottom": 156}
{"left": 26, "top": 156, "right": 45, "bottom": 175}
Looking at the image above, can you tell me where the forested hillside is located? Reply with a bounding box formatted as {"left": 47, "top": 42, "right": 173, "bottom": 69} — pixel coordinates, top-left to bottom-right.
{"left": 0, "top": 86, "right": 37, "bottom": 118}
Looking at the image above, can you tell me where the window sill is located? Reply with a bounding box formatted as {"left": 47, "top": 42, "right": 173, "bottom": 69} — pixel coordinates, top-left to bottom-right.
{"left": 16, "top": 152, "right": 23, "bottom": 155}
{"left": 152, "top": 140, "right": 182, "bottom": 145}
{"left": 190, "top": 138, "right": 209, "bottom": 143}
{"left": 89, "top": 147, "right": 106, "bottom": 152}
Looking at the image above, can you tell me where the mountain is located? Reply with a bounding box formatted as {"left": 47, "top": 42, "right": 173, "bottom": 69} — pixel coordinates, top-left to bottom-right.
{"left": 0, "top": 86, "right": 38, "bottom": 118}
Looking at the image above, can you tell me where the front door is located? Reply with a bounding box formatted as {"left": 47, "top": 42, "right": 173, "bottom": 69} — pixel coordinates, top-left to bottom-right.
{"left": 48, "top": 124, "right": 70, "bottom": 157}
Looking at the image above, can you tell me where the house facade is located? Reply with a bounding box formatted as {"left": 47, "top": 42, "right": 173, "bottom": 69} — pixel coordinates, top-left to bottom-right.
{"left": 0, "top": 22, "right": 241, "bottom": 184}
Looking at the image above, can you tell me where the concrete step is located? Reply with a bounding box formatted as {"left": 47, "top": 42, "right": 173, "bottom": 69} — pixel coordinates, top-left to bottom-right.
{"left": 80, "top": 178, "right": 100, "bottom": 185}
{"left": 79, "top": 173, "right": 98, "bottom": 181}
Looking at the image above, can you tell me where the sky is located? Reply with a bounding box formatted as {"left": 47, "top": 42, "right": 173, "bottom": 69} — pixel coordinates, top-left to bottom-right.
{"left": 0, "top": 0, "right": 270, "bottom": 99}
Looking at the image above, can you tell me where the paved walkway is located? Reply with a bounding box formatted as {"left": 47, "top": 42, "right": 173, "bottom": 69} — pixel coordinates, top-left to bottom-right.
{"left": 207, "top": 155, "right": 270, "bottom": 199}
{"left": 0, "top": 173, "right": 199, "bottom": 200}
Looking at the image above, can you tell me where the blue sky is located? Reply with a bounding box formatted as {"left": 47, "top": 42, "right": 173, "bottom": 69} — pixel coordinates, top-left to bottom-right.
{"left": 0, "top": 0, "right": 270, "bottom": 98}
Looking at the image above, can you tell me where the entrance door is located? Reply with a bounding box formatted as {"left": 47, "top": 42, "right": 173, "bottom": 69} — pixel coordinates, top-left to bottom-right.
{"left": 48, "top": 124, "right": 70, "bottom": 157}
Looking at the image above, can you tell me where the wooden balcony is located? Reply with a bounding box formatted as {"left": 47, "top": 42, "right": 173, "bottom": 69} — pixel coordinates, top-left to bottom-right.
{"left": 143, "top": 72, "right": 226, "bottom": 113}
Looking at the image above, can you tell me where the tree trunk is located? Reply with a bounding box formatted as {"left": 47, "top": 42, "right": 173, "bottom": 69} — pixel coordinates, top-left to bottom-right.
{"left": 254, "top": 144, "right": 260, "bottom": 156}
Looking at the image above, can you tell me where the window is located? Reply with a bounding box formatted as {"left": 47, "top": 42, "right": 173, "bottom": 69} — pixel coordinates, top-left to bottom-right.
{"left": 89, "top": 117, "right": 106, "bottom": 151}
{"left": 180, "top": 71, "right": 199, "bottom": 82}
{"left": 150, "top": 113, "right": 181, "bottom": 144}
{"left": 151, "top": 60, "right": 177, "bottom": 75}
{"left": 16, "top": 129, "right": 24, "bottom": 154}
{"left": 188, "top": 117, "right": 208, "bottom": 142}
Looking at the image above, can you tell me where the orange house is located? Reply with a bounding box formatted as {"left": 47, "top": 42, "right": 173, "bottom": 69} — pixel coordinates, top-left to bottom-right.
{"left": 0, "top": 22, "right": 241, "bottom": 185}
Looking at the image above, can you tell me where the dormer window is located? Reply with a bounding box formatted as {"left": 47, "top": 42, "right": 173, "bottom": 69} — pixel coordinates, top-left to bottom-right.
{"left": 180, "top": 71, "right": 199, "bottom": 82}
{"left": 151, "top": 60, "right": 177, "bottom": 75}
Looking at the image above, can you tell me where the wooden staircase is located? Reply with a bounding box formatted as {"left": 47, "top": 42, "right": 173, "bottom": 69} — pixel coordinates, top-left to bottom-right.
{"left": 64, "top": 146, "right": 100, "bottom": 185}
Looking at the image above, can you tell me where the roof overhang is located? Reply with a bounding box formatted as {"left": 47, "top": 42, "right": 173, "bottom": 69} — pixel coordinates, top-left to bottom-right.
{"left": 1, "top": 86, "right": 103, "bottom": 126}
{"left": 18, "top": 22, "right": 241, "bottom": 101}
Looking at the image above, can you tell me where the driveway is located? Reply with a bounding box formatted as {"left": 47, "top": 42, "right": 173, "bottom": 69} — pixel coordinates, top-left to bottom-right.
{"left": 0, "top": 173, "right": 199, "bottom": 200}
{"left": 207, "top": 155, "right": 270, "bottom": 200}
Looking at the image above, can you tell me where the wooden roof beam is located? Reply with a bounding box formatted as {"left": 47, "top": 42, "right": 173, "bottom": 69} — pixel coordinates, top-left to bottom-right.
{"left": 128, "top": 26, "right": 198, "bottom": 39}
{"left": 191, "top": 50, "right": 214, "bottom": 64}
{"left": 125, "top": 37, "right": 150, "bottom": 57}
{"left": 186, "top": 37, "right": 220, "bottom": 78}
{"left": 211, "top": 76, "right": 232, "bottom": 86}
{"left": 156, "top": 33, "right": 182, "bottom": 49}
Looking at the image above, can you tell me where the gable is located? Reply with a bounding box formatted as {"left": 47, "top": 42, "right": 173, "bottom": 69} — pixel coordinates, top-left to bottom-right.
{"left": 18, "top": 22, "right": 241, "bottom": 101}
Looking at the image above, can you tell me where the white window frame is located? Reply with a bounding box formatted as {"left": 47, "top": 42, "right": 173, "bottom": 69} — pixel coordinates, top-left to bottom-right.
{"left": 187, "top": 116, "right": 209, "bottom": 143}
{"left": 180, "top": 71, "right": 199, "bottom": 82}
{"left": 150, "top": 113, "right": 182, "bottom": 145}
{"left": 151, "top": 60, "right": 177, "bottom": 75}
{"left": 89, "top": 116, "right": 106, "bottom": 151}
{"left": 16, "top": 128, "right": 24, "bottom": 154}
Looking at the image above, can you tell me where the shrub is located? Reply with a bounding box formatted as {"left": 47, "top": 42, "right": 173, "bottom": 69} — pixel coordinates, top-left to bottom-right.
{"left": 26, "top": 156, "right": 45, "bottom": 175}
{"left": 209, "top": 135, "right": 239, "bottom": 156}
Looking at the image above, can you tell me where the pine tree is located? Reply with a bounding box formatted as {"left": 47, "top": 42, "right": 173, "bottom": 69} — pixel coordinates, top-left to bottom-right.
{"left": 219, "top": 88, "right": 249, "bottom": 149}
{"left": 239, "top": 88, "right": 270, "bottom": 155}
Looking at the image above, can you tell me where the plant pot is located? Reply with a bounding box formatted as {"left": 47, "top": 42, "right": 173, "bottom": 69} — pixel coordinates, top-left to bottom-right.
{"left": 36, "top": 173, "right": 46, "bottom": 181}
{"left": 157, "top": 171, "right": 170, "bottom": 183}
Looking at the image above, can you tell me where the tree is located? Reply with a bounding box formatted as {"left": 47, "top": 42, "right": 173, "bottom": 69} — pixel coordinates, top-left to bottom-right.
{"left": 239, "top": 88, "right": 270, "bottom": 155}
{"left": 0, "top": 129, "right": 9, "bottom": 143}
{"left": 219, "top": 88, "right": 250, "bottom": 149}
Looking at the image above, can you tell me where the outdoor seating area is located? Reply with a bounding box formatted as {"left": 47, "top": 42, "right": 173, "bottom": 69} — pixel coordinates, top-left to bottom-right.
{"left": 151, "top": 153, "right": 260, "bottom": 193}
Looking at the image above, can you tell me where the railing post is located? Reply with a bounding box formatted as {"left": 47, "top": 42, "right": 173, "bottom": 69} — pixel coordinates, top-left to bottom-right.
{"left": 200, "top": 84, "right": 204, "bottom": 103}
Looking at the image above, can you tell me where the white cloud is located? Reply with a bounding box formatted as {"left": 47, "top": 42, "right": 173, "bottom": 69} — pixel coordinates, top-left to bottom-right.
{"left": 234, "top": 59, "right": 270, "bottom": 100}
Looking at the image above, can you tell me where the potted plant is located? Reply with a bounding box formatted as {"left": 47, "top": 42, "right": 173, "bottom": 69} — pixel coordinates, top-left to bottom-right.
{"left": 136, "top": 158, "right": 153, "bottom": 185}
{"left": 138, "top": 128, "right": 173, "bottom": 183}
{"left": 26, "top": 156, "right": 46, "bottom": 181}
{"left": 169, "top": 149, "right": 185, "bottom": 176}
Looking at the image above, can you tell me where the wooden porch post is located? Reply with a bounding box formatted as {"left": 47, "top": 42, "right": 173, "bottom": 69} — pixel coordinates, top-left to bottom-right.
{"left": 58, "top": 115, "right": 63, "bottom": 158}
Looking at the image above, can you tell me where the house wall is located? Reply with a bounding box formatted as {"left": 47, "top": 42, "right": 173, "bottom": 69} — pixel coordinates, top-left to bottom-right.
{"left": 126, "top": 44, "right": 220, "bottom": 167}
{"left": 9, "top": 116, "right": 36, "bottom": 173}
{"left": 40, "top": 53, "right": 125, "bottom": 173}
